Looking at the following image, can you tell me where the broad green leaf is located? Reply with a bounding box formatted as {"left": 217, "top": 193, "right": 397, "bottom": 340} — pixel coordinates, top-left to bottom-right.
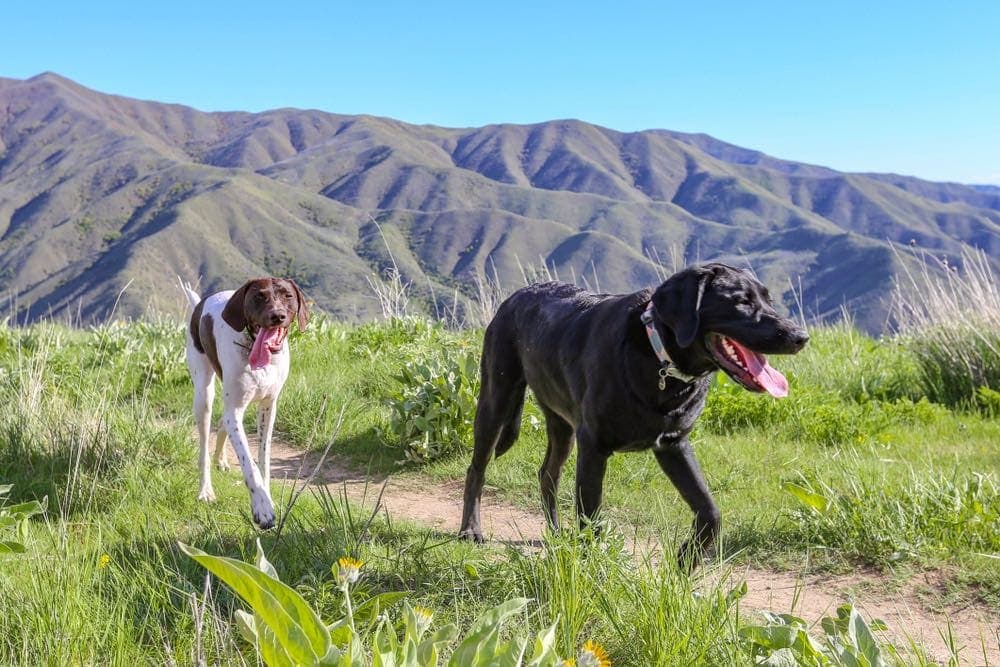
{"left": 258, "top": 620, "right": 296, "bottom": 667}
{"left": 0, "top": 541, "right": 27, "bottom": 554}
{"left": 255, "top": 538, "right": 279, "bottom": 580}
{"left": 371, "top": 620, "right": 398, "bottom": 667}
{"left": 447, "top": 623, "right": 495, "bottom": 666}
{"left": 740, "top": 624, "right": 799, "bottom": 650}
{"left": 417, "top": 624, "right": 458, "bottom": 667}
{"left": 783, "top": 482, "right": 830, "bottom": 513}
{"left": 495, "top": 637, "right": 528, "bottom": 667}
{"left": 759, "top": 648, "right": 799, "bottom": 667}
{"left": 328, "top": 619, "right": 353, "bottom": 647}
{"left": 179, "top": 542, "right": 331, "bottom": 664}
{"left": 526, "top": 619, "right": 559, "bottom": 667}
{"left": 472, "top": 597, "right": 530, "bottom": 628}
{"left": 849, "top": 606, "right": 883, "bottom": 667}
{"left": 354, "top": 591, "right": 409, "bottom": 630}
{"left": 5, "top": 498, "right": 47, "bottom": 518}
{"left": 447, "top": 598, "right": 529, "bottom": 666}
{"left": 234, "top": 610, "right": 258, "bottom": 645}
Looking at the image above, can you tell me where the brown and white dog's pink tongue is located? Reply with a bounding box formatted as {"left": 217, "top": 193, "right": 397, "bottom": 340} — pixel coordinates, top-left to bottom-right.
{"left": 729, "top": 338, "right": 790, "bottom": 398}
{"left": 249, "top": 327, "right": 284, "bottom": 370}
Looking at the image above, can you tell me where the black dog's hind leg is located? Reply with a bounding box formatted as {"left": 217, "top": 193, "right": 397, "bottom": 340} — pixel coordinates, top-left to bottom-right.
{"left": 654, "top": 439, "right": 721, "bottom": 571}
{"left": 538, "top": 407, "right": 574, "bottom": 532}
{"left": 459, "top": 344, "right": 526, "bottom": 542}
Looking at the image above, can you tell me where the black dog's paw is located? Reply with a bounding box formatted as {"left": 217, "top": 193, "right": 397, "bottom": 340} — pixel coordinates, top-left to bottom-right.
{"left": 458, "top": 529, "right": 486, "bottom": 544}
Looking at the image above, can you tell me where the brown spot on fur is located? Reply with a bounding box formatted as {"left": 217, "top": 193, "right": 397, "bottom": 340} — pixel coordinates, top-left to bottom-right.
{"left": 189, "top": 299, "right": 207, "bottom": 354}
{"left": 201, "top": 314, "right": 224, "bottom": 379}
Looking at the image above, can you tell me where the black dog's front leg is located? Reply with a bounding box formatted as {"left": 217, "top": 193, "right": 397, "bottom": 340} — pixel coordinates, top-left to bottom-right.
{"left": 654, "top": 439, "right": 720, "bottom": 571}
{"left": 575, "top": 429, "right": 610, "bottom": 531}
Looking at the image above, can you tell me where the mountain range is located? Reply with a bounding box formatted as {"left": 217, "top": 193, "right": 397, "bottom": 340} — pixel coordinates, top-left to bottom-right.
{"left": 1, "top": 72, "right": 997, "bottom": 332}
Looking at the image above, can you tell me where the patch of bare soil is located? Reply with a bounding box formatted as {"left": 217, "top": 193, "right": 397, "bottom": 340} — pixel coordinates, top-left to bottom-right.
{"left": 270, "top": 441, "right": 999, "bottom": 665}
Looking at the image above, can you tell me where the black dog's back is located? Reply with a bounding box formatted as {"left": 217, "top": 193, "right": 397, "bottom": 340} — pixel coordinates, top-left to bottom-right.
{"left": 480, "top": 281, "right": 644, "bottom": 454}
{"left": 480, "top": 282, "right": 591, "bottom": 457}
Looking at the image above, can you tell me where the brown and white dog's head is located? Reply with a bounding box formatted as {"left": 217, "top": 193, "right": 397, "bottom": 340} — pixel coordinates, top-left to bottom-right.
{"left": 222, "top": 277, "right": 309, "bottom": 369}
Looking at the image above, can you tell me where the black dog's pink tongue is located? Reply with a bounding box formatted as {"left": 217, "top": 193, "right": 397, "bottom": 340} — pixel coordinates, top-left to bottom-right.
{"left": 249, "top": 327, "right": 282, "bottom": 370}
{"left": 729, "top": 338, "right": 789, "bottom": 398}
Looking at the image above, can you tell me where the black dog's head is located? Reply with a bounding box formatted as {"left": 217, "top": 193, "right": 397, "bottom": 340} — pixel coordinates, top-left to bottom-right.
{"left": 650, "top": 263, "right": 808, "bottom": 396}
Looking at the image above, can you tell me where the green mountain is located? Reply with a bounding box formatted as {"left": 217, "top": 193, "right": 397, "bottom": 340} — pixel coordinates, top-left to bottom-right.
{"left": 1, "top": 72, "right": 996, "bottom": 331}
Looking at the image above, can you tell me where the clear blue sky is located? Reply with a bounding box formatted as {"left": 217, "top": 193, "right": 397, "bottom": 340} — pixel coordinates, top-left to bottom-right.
{"left": 3, "top": 1, "right": 998, "bottom": 184}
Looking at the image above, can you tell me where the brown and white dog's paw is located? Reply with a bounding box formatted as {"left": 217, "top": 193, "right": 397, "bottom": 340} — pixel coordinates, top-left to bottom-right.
{"left": 197, "top": 487, "right": 217, "bottom": 502}
{"left": 250, "top": 488, "right": 275, "bottom": 530}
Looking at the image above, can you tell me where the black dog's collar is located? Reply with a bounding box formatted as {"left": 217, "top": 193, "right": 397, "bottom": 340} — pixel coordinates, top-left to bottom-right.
{"left": 641, "top": 302, "right": 704, "bottom": 388}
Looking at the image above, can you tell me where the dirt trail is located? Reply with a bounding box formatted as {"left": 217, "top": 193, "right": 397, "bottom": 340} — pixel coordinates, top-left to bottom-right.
{"left": 270, "top": 442, "right": 999, "bottom": 665}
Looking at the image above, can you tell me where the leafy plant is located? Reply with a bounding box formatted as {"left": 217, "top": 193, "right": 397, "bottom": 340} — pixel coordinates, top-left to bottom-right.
{"left": 180, "top": 540, "right": 569, "bottom": 666}
{"left": 384, "top": 351, "right": 480, "bottom": 463}
{"left": 781, "top": 473, "right": 1000, "bottom": 566}
{"left": 0, "top": 484, "right": 47, "bottom": 554}
{"left": 740, "top": 604, "right": 908, "bottom": 666}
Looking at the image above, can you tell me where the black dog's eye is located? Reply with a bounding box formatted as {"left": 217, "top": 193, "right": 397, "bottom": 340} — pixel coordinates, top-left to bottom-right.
{"left": 255, "top": 293, "right": 265, "bottom": 301}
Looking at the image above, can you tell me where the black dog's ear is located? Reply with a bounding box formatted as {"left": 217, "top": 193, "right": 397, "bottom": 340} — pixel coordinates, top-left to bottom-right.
{"left": 222, "top": 282, "right": 251, "bottom": 331}
{"left": 289, "top": 280, "right": 309, "bottom": 331}
{"left": 651, "top": 267, "right": 711, "bottom": 348}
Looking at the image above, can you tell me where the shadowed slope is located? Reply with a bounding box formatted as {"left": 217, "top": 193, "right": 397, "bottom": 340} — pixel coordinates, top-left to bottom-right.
{"left": 1, "top": 73, "right": 996, "bottom": 329}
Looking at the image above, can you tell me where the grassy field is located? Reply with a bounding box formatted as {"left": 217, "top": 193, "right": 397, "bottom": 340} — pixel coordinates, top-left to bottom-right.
{"left": 0, "top": 310, "right": 997, "bottom": 664}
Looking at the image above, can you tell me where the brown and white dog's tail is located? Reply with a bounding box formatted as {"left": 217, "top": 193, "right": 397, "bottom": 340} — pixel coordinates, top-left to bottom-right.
{"left": 177, "top": 276, "right": 201, "bottom": 311}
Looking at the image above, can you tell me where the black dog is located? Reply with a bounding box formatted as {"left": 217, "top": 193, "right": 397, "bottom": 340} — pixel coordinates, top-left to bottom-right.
{"left": 458, "top": 263, "right": 809, "bottom": 568}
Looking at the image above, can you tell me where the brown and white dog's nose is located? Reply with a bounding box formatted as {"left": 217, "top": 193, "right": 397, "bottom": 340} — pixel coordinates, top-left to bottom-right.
{"left": 269, "top": 312, "right": 288, "bottom": 326}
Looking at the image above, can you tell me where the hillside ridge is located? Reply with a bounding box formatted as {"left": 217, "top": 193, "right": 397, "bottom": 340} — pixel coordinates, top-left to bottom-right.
{"left": 1, "top": 73, "right": 996, "bottom": 331}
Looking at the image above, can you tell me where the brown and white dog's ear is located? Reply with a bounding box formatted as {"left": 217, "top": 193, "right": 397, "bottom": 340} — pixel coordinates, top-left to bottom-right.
{"left": 651, "top": 266, "right": 712, "bottom": 348}
{"left": 289, "top": 280, "right": 309, "bottom": 331}
{"left": 222, "top": 282, "right": 251, "bottom": 332}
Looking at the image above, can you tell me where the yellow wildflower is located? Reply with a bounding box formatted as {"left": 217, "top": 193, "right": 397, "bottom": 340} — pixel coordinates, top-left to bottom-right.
{"left": 98, "top": 554, "right": 111, "bottom": 569}
{"left": 412, "top": 605, "right": 433, "bottom": 634}
{"left": 577, "top": 639, "right": 611, "bottom": 667}
{"left": 335, "top": 556, "right": 364, "bottom": 585}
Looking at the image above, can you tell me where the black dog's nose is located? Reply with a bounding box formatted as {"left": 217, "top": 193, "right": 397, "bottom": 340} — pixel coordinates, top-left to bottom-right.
{"left": 269, "top": 312, "right": 287, "bottom": 326}
{"left": 789, "top": 329, "right": 809, "bottom": 349}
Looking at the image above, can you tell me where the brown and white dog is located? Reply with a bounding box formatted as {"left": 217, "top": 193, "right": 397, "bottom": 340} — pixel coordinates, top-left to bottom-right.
{"left": 180, "top": 277, "right": 308, "bottom": 528}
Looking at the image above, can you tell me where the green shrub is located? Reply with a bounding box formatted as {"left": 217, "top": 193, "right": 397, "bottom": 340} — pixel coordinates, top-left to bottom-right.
{"left": 0, "top": 484, "right": 46, "bottom": 555}
{"left": 782, "top": 472, "right": 1000, "bottom": 566}
{"left": 741, "top": 603, "right": 932, "bottom": 666}
{"left": 702, "top": 372, "right": 950, "bottom": 447}
{"left": 384, "top": 351, "right": 480, "bottom": 463}
{"left": 180, "top": 540, "right": 570, "bottom": 666}
{"left": 893, "top": 247, "right": 999, "bottom": 409}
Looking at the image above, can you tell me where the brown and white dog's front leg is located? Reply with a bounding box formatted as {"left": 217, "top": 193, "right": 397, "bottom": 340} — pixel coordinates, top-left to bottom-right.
{"left": 213, "top": 425, "right": 230, "bottom": 471}
{"left": 256, "top": 398, "right": 277, "bottom": 489}
{"left": 223, "top": 404, "right": 276, "bottom": 529}
{"left": 187, "top": 352, "right": 218, "bottom": 502}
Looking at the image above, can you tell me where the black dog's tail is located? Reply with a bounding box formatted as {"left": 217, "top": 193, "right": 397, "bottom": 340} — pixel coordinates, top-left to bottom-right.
{"left": 474, "top": 314, "right": 527, "bottom": 460}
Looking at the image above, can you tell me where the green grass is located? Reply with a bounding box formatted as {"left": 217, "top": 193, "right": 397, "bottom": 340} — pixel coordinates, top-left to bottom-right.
{"left": 0, "top": 315, "right": 997, "bottom": 663}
